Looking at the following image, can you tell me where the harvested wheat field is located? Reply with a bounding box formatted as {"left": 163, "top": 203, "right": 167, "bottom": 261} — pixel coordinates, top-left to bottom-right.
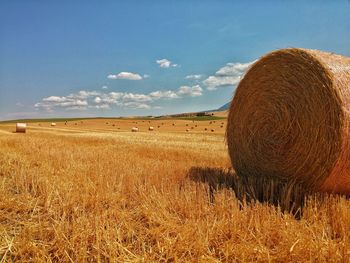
{"left": 0, "top": 119, "right": 350, "bottom": 262}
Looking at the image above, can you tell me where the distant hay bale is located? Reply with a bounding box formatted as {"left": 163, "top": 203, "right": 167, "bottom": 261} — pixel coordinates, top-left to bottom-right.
{"left": 204, "top": 128, "right": 207, "bottom": 131}
{"left": 226, "top": 48, "right": 350, "bottom": 194}
{"left": 148, "top": 126, "right": 154, "bottom": 131}
{"left": 186, "top": 129, "right": 190, "bottom": 132}
{"left": 211, "top": 129, "right": 214, "bottom": 132}
{"left": 131, "top": 127, "right": 139, "bottom": 132}
{"left": 16, "top": 123, "right": 26, "bottom": 133}
{"left": 51, "top": 123, "right": 56, "bottom": 127}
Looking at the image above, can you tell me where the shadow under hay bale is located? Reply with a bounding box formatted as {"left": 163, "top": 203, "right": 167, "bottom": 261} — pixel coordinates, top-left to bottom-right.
{"left": 187, "top": 166, "right": 312, "bottom": 217}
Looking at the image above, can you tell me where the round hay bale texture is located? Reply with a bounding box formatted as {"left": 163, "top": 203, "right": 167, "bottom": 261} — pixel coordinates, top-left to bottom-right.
{"left": 148, "top": 126, "right": 154, "bottom": 131}
{"left": 51, "top": 122, "right": 56, "bottom": 127}
{"left": 131, "top": 127, "right": 139, "bottom": 132}
{"left": 226, "top": 48, "right": 350, "bottom": 194}
{"left": 16, "top": 123, "right": 26, "bottom": 133}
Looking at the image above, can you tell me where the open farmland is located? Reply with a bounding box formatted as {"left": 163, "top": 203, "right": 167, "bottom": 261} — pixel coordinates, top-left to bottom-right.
{"left": 0, "top": 118, "right": 350, "bottom": 262}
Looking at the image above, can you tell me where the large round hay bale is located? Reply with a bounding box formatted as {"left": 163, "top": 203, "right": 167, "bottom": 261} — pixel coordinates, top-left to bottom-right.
{"left": 16, "top": 123, "right": 26, "bottom": 133}
{"left": 148, "top": 126, "right": 154, "bottom": 131}
{"left": 51, "top": 122, "right": 56, "bottom": 127}
{"left": 131, "top": 127, "right": 139, "bottom": 132}
{"left": 227, "top": 48, "right": 350, "bottom": 194}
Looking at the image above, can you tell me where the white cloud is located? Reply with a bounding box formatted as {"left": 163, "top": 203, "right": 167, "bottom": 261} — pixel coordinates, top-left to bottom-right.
{"left": 35, "top": 82, "right": 203, "bottom": 113}
{"left": 156, "top": 59, "right": 171, "bottom": 68}
{"left": 35, "top": 96, "right": 88, "bottom": 111}
{"left": 68, "top": 90, "right": 101, "bottom": 99}
{"left": 43, "top": 96, "right": 67, "bottom": 102}
{"left": 185, "top": 74, "right": 203, "bottom": 80}
{"left": 156, "top": 58, "right": 179, "bottom": 68}
{"left": 122, "top": 93, "right": 152, "bottom": 102}
{"left": 203, "top": 61, "right": 255, "bottom": 90}
{"left": 94, "top": 97, "right": 102, "bottom": 104}
{"left": 143, "top": 74, "right": 150, "bottom": 78}
{"left": 124, "top": 102, "right": 152, "bottom": 109}
{"left": 149, "top": 90, "right": 179, "bottom": 100}
{"left": 177, "top": 85, "right": 203, "bottom": 97}
{"left": 101, "top": 85, "right": 108, "bottom": 90}
{"left": 107, "top": 72, "right": 143, "bottom": 80}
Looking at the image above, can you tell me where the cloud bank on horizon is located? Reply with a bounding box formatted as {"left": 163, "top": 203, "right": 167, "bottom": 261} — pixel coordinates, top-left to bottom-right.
{"left": 34, "top": 59, "right": 252, "bottom": 113}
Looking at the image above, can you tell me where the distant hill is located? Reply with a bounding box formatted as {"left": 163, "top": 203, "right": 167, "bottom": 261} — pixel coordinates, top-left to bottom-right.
{"left": 216, "top": 102, "right": 230, "bottom": 111}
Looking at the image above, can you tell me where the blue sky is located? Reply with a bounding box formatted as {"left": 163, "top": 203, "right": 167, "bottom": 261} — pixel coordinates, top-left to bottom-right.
{"left": 0, "top": 0, "right": 349, "bottom": 120}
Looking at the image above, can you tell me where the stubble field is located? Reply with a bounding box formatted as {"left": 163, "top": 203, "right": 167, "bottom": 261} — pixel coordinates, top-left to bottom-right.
{"left": 0, "top": 118, "right": 350, "bottom": 262}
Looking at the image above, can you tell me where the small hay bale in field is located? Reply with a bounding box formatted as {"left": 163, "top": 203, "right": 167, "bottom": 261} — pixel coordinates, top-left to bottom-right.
{"left": 186, "top": 124, "right": 189, "bottom": 126}
{"left": 172, "top": 123, "right": 175, "bottom": 126}
{"left": 186, "top": 129, "right": 190, "bottom": 132}
{"left": 204, "top": 128, "right": 207, "bottom": 131}
{"left": 16, "top": 123, "right": 26, "bottom": 133}
{"left": 211, "top": 129, "right": 214, "bottom": 132}
{"left": 158, "top": 125, "right": 160, "bottom": 128}
{"left": 148, "top": 126, "right": 154, "bottom": 131}
{"left": 227, "top": 48, "right": 350, "bottom": 194}
{"left": 51, "top": 123, "right": 56, "bottom": 127}
{"left": 131, "top": 127, "right": 139, "bottom": 132}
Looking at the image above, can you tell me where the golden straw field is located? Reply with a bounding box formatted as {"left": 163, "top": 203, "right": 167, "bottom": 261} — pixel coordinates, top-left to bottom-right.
{"left": 1, "top": 119, "right": 350, "bottom": 262}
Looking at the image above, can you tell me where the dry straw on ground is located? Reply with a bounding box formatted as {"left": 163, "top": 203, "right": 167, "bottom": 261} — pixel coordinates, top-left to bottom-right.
{"left": 15, "top": 123, "right": 26, "bottom": 133}
{"left": 227, "top": 48, "right": 350, "bottom": 194}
